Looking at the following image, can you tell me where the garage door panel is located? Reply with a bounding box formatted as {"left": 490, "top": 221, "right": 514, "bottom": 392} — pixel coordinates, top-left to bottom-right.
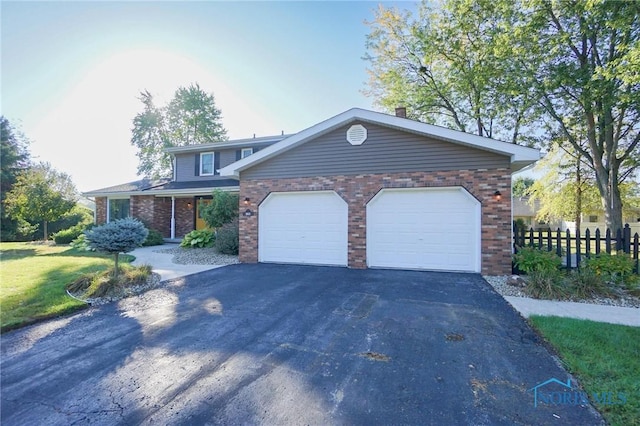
{"left": 367, "top": 188, "right": 480, "bottom": 272}
{"left": 259, "top": 191, "right": 348, "bottom": 266}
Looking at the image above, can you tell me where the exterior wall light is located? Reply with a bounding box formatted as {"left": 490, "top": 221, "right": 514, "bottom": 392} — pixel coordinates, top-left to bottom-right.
{"left": 244, "top": 197, "right": 250, "bottom": 205}
{"left": 494, "top": 191, "right": 502, "bottom": 201}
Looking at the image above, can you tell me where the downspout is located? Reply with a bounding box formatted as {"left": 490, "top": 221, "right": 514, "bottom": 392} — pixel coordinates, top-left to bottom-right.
{"left": 170, "top": 196, "right": 176, "bottom": 240}
{"left": 106, "top": 197, "right": 110, "bottom": 223}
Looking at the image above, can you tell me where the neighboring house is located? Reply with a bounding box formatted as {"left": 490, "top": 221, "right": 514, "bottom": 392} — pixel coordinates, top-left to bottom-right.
{"left": 513, "top": 197, "right": 560, "bottom": 230}
{"left": 513, "top": 196, "right": 640, "bottom": 234}
{"left": 84, "top": 107, "right": 540, "bottom": 275}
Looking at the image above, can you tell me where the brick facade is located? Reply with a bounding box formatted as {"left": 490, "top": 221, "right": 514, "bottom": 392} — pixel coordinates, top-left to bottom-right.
{"left": 175, "top": 198, "right": 195, "bottom": 238}
{"left": 239, "top": 169, "right": 512, "bottom": 275}
{"left": 130, "top": 195, "right": 155, "bottom": 226}
{"left": 94, "top": 195, "right": 195, "bottom": 239}
{"left": 95, "top": 197, "right": 107, "bottom": 224}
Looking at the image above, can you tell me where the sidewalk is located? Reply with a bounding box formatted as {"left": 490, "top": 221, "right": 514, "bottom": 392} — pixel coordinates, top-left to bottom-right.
{"left": 130, "top": 245, "right": 224, "bottom": 282}
{"left": 504, "top": 296, "right": 640, "bottom": 327}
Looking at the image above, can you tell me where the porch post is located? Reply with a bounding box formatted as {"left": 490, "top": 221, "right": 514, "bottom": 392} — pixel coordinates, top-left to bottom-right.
{"left": 170, "top": 196, "right": 176, "bottom": 240}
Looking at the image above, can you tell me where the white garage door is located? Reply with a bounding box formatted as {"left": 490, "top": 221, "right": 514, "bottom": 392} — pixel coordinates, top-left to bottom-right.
{"left": 367, "top": 187, "right": 481, "bottom": 272}
{"left": 259, "top": 191, "right": 348, "bottom": 266}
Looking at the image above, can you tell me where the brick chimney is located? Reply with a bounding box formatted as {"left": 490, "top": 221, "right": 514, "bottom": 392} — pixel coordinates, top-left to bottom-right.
{"left": 395, "top": 107, "right": 407, "bottom": 118}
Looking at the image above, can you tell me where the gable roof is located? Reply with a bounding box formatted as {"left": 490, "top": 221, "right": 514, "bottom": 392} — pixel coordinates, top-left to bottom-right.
{"left": 165, "top": 134, "right": 292, "bottom": 155}
{"left": 220, "top": 108, "right": 540, "bottom": 178}
{"left": 83, "top": 178, "right": 238, "bottom": 197}
{"left": 83, "top": 178, "right": 171, "bottom": 197}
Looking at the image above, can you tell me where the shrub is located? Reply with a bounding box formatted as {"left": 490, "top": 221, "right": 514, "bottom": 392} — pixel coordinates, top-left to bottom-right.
{"left": 52, "top": 223, "right": 88, "bottom": 245}
{"left": 215, "top": 221, "right": 239, "bottom": 255}
{"left": 66, "top": 264, "right": 152, "bottom": 299}
{"left": 513, "top": 246, "right": 562, "bottom": 274}
{"left": 201, "top": 190, "right": 239, "bottom": 228}
{"left": 71, "top": 233, "right": 94, "bottom": 251}
{"left": 43, "top": 205, "right": 93, "bottom": 237}
{"left": 142, "top": 228, "right": 165, "bottom": 246}
{"left": 85, "top": 218, "right": 148, "bottom": 279}
{"left": 180, "top": 229, "right": 214, "bottom": 248}
{"left": 582, "top": 252, "right": 638, "bottom": 288}
{"left": 567, "top": 268, "right": 611, "bottom": 299}
{"left": 525, "top": 269, "right": 567, "bottom": 299}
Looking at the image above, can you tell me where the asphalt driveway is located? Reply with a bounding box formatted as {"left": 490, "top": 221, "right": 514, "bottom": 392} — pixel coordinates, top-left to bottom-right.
{"left": 1, "top": 265, "right": 603, "bottom": 425}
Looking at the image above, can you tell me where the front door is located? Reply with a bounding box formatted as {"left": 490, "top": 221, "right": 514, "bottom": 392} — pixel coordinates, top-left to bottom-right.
{"left": 195, "top": 198, "right": 212, "bottom": 230}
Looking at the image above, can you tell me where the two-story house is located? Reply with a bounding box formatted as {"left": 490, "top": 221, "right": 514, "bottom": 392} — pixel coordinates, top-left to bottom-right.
{"left": 85, "top": 107, "right": 540, "bottom": 275}
{"left": 84, "top": 134, "right": 290, "bottom": 240}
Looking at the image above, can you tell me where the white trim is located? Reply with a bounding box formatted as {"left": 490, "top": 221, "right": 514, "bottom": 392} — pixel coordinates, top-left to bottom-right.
{"left": 165, "top": 134, "right": 292, "bottom": 154}
{"left": 106, "top": 198, "right": 131, "bottom": 223}
{"left": 220, "top": 108, "right": 540, "bottom": 177}
{"left": 200, "top": 152, "right": 215, "bottom": 176}
{"left": 84, "top": 186, "right": 240, "bottom": 198}
{"left": 241, "top": 147, "right": 253, "bottom": 158}
{"left": 170, "top": 196, "right": 176, "bottom": 240}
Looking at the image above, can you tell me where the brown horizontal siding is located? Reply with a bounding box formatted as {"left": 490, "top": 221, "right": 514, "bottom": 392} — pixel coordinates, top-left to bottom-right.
{"left": 242, "top": 122, "right": 510, "bottom": 179}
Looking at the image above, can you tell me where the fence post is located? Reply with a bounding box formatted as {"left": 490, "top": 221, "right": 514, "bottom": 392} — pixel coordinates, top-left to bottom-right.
{"left": 616, "top": 228, "right": 623, "bottom": 253}
{"left": 633, "top": 233, "right": 639, "bottom": 274}
{"left": 595, "top": 228, "right": 601, "bottom": 254}
{"left": 555, "top": 228, "right": 562, "bottom": 257}
{"left": 547, "top": 228, "right": 552, "bottom": 252}
{"left": 565, "top": 229, "right": 572, "bottom": 269}
{"left": 528, "top": 227, "right": 534, "bottom": 247}
{"left": 606, "top": 229, "right": 612, "bottom": 254}
{"left": 623, "top": 224, "right": 631, "bottom": 254}
{"left": 585, "top": 229, "right": 591, "bottom": 259}
{"left": 537, "top": 229, "right": 543, "bottom": 249}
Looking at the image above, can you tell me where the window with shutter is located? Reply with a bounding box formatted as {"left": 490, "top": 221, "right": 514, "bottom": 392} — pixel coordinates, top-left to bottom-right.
{"left": 200, "top": 152, "right": 215, "bottom": 176}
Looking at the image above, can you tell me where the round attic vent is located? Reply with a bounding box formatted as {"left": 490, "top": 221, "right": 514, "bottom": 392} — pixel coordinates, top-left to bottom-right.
{"left": 346, "top": 124, "right": 367, "bottom": 145}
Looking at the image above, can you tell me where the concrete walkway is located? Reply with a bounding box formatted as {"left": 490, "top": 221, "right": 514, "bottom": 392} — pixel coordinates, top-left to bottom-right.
{"left": 130, "top": 245, "right": 224, "bottom": 281}
{"left": 504, "top": 295, "right": 640, "bottom": 327}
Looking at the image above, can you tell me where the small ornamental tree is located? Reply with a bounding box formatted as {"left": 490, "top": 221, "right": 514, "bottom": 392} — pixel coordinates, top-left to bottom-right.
{"left": 201, "top": 190, "right": 239, "bottom": 229}
{"left": 85, "top": 218, "right": 148, "bottom": 279}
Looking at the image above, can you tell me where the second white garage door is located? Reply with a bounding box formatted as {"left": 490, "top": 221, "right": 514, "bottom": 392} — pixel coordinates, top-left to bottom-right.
{"left": 259, "top": 191, "right": 348, "bottom": 266}
{"left": 366, "top": 187, "right": 481, "bottom": 272}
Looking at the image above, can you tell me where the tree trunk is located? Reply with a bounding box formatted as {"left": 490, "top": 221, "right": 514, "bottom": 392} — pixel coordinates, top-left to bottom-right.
{"left": 43, "top": 221, "right": 48, "bottom": 241}
{"left": 575, "top": 155, "right": 582, "bottom": 231}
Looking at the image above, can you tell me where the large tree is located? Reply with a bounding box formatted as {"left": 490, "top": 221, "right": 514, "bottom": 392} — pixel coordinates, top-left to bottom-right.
{"left": 4, "top": 162, "right": 77, "bottom": 240}
{"left": 527, "top": 146, "right": 602, "bottom": 229}
{"left": 365, "top": 0, "right": 640, "bottom": 231}
{"left": 131, "top": 83, "right": 228, "bottom": 179}
{"left": 0, "top": 117, "right": 31, "bottom": 240}
{"left": 519, "top": 0, "right": 640, "bottom": 232}
{"left": 364, "top": 0, "right": 540, "bottom": 145}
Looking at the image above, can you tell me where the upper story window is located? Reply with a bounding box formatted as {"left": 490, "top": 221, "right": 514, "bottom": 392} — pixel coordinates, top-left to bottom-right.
{"left": 241, "top": 148, "right": 253, "bottom": 158}
{"left": 200, "top": 152, "right": 215, "bottom": 176}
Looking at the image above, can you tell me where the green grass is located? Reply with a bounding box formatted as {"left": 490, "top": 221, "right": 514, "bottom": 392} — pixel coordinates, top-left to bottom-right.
{"left": 0, "top": 242, "right": 133, "bottom": 332}
{"left": 530, "top": 316, "right": 640, "bottom": 426}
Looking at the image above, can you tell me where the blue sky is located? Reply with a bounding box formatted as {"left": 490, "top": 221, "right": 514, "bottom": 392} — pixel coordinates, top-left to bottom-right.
{"left": 2, "top": 1, "right": 418, "bottom": 192}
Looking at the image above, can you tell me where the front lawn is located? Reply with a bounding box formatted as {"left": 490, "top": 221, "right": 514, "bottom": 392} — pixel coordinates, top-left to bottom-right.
{"left": 530, "top": 316, "right": 640, "bottom": 426}
{"left": 0, "top": 242, "right": 132, "bottom": 331}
